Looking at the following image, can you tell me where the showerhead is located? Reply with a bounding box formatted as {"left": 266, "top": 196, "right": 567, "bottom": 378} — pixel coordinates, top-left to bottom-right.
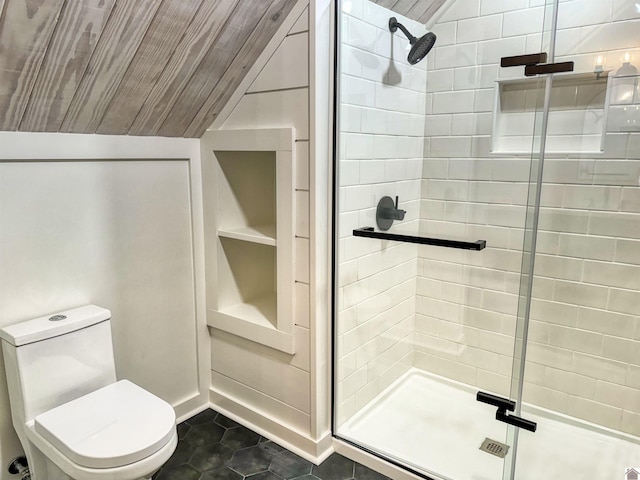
{"left": 408, "top": 32, "right": 437, "bottom": 65}
{"left": 389, "top": 17, "right": 437, "bottom": 65}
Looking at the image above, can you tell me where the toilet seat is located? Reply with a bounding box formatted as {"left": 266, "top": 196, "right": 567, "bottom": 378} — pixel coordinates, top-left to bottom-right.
{"left": 34, "top": 380, "right": 175, "bottom": 469}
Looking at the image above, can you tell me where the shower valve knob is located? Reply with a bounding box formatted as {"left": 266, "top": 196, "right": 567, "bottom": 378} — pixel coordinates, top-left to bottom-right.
{"left": 387, "top": 196, "right": 406, "bottom": 220}
{"left": 376, "top": 196, "right": 406, "bottom": 231}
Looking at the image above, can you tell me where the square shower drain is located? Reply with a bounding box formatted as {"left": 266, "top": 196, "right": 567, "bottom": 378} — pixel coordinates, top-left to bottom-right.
{"left": 479, "top": 438, "right": 509, "bottom": 458}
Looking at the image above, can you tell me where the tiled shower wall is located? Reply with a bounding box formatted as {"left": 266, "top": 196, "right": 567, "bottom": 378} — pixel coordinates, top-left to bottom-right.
{"left": 336, "top": 0, "right": 428, "bottom": 425}
{"left": 417, "top": 0, "right": 640, "bottom": 435}
{"left": 414, "top": 0, "right": 536, "bottom": 399}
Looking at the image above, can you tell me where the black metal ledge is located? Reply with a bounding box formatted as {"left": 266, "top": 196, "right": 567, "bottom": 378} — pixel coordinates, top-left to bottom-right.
{"left": 353, "top": 227, "right": 486, "bottom": 251}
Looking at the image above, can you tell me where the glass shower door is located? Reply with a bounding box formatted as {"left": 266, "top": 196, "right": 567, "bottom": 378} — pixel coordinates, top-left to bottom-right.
{"left": 509, "top": 1, "right": 640, "bottom": 479}
{"left": 333, "top": 0, "right": 553, "bottom": 479}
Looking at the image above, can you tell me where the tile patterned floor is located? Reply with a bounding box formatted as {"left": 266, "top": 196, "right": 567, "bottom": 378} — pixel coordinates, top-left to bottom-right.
{"left": 153, "top": 409, "right": 391, "bottom": 480}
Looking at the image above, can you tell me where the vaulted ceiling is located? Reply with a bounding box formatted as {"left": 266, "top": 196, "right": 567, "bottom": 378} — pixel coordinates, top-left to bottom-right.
{"left": 372, "top": 0, "right": 447, "bottom": 24}
{"left": 0, "top": 0, "right": 297, "bottom": 138}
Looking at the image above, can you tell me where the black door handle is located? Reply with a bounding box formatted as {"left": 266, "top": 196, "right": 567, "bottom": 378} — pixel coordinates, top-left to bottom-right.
{"left": 496, "top": 409, "right": 537, "bottom": 432}
{"left": 477, "top": 391, "right": 537, "bottom": 433}
{"left": 476, "top": 391, "right": 515, "bottom": 411}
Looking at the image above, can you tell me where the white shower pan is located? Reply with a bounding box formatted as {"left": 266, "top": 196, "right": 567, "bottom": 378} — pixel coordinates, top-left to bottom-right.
{"left": 339, "top": 368, "right": 640, "bottom": 480}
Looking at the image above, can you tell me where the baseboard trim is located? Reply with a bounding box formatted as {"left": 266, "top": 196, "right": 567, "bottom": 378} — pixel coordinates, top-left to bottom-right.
{"left": 174, "top": 391, "right": 210, "bottom": 424}
{"left": 210, "top": 387, "right": 333, "bottom": 464}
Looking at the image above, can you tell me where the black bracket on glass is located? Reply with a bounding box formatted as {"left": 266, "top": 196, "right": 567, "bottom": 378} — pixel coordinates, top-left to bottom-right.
{"left": 500, "top": 52, "right": 574, "bottom": 77}
{"left": 477, "top": 391, "right": 537, "bottom": 433}
{"left": 524, "top": 61, "right": 574, "bottom": 76}
{"left": 353, "top": 227, "right": 486, "bottom": 250}
{"left": 500, "top": 52, "right": 548, "bottom": 67}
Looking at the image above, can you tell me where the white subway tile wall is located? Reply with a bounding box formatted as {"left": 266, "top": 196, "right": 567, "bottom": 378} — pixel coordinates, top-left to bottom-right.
{"left": 416, "top": 0, "right": 640, "bottom": 435}
{"left": 338, "top": 0, "right": 640, "bottom": 436}
{"left": 337, "top": 0, "right": 427, "bottom": 425}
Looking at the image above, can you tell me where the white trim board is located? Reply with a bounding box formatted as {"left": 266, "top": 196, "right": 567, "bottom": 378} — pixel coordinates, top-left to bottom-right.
{"left": 0, "top": 132, "right": 198, "bottom": 160}
{"left": 308, "top": 0, "right": 334, "bottom": 442}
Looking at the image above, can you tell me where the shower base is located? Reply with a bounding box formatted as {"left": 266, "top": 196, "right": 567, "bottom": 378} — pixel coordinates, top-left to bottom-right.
{"left": 338, "top": 368, "right": 640, "bottom": 480}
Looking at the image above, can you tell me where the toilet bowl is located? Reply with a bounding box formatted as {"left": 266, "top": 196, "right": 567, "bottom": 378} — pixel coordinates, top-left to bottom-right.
{"left": 0, "top": 305, "right": 178, "bottom": 480}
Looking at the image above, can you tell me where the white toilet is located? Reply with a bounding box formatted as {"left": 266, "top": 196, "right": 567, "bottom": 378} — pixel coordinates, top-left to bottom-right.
{"left": 0, "top": 305, "right": 178, "bottom": 480}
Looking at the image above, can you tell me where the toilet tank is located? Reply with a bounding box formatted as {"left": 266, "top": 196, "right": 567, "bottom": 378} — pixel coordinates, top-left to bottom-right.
{"left": 0, "top": 305, "right": 117, "bottom": 423}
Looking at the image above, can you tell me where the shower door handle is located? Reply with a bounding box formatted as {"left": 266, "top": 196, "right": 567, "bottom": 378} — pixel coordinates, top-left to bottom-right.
{"left": 476, "top": 391, "right": 515, "bottom": 411}
{"left": 477, "top": 391, "right": 537, "bottom": 433}
{"left": 495, "top": 409, "right": 538, "bottom": 432}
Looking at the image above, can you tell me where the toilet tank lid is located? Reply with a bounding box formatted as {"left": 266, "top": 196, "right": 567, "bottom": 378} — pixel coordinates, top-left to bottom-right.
{"left": 0, "top": 305, "right": 111, "bottom": 347}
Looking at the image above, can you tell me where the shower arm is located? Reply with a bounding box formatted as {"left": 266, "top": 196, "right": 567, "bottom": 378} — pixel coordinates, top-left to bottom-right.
{"left": 389, "top": 18, "right": 417, "bottom": 44}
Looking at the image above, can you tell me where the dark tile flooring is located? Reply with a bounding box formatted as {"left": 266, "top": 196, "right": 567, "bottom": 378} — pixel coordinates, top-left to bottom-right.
{"left": 154, "top": 409, "right": 391, "bottom": 480}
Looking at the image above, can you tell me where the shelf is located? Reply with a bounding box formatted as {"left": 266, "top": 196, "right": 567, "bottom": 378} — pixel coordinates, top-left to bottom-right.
{"left": 207, "top": 292, "right": 294, "bottom": 354}
{"left": 353, "top": 227, "right": 486, "bottom": 251}
{"left": 217, "top": 293, "right": 277, "bottom": 329}
{"left": 218, "top": 225, "right": 276, "bottom": 246}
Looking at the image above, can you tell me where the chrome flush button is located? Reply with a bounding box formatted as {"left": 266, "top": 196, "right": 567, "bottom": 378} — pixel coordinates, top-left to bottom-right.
{"left": 48, "top": 315, "right": 67, "bottom": 322}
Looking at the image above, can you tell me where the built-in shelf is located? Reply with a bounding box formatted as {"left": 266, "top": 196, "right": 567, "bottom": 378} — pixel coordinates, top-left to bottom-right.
{"left": 201, "top": 128, "right": 295, "bottom": 355}
{"left": 492, "top": 72, "right": 610, "bottom": 155}
{"left": 353, "top": 227, "right": 486, "bottom": 251}
{"left": 217, "top": 225, "right": 277, "bottom": 246}
{"left": 218, "top": 293, "right": 277, "bottom": 329}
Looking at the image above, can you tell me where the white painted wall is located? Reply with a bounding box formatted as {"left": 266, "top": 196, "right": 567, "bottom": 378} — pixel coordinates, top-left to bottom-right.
{"left": 205, "top": 1, "right": 334, "bottom": 461}
{"left": 0, "top": 133, "right": 208, "bottom": 480}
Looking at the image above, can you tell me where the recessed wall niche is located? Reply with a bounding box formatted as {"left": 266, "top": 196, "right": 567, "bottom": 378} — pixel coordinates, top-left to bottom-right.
{"left": 492, "top": 73, "right": 609, "bottom": 155}
{"left": 201, "top": 128, "right": 296, "bottom": 354}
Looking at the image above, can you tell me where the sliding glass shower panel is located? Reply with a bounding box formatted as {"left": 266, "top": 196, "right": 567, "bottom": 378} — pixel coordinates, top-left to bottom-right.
{"left": 511, "top": 1, "right": 640, "bottom": 478}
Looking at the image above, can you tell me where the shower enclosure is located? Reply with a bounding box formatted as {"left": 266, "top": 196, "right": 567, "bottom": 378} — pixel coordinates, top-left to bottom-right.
{"left": 333, "top": 0, "right": 640, "bottom": 479}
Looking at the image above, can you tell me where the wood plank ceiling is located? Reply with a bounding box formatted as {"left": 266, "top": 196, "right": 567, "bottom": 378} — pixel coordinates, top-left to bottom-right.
{"left": 0, "top": 0, "right": 297, "bottom": 138}
{"left": 372, "top": 0, "right": 447, "bottom": 24}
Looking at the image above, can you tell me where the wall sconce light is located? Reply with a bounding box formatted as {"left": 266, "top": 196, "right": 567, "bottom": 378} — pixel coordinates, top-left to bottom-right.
{"left": 594, "top": 55, "right": 604, "bottom": 78}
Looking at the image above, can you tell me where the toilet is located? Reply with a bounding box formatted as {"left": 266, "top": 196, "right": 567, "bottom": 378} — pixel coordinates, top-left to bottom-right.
{"left": 0, "top": 305, "right": 177, "bottom": 480}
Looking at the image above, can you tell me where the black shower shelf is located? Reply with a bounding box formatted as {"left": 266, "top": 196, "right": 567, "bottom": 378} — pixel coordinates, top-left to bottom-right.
{"left": 353, "top": 227, "right": 486, "bottom": 251}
